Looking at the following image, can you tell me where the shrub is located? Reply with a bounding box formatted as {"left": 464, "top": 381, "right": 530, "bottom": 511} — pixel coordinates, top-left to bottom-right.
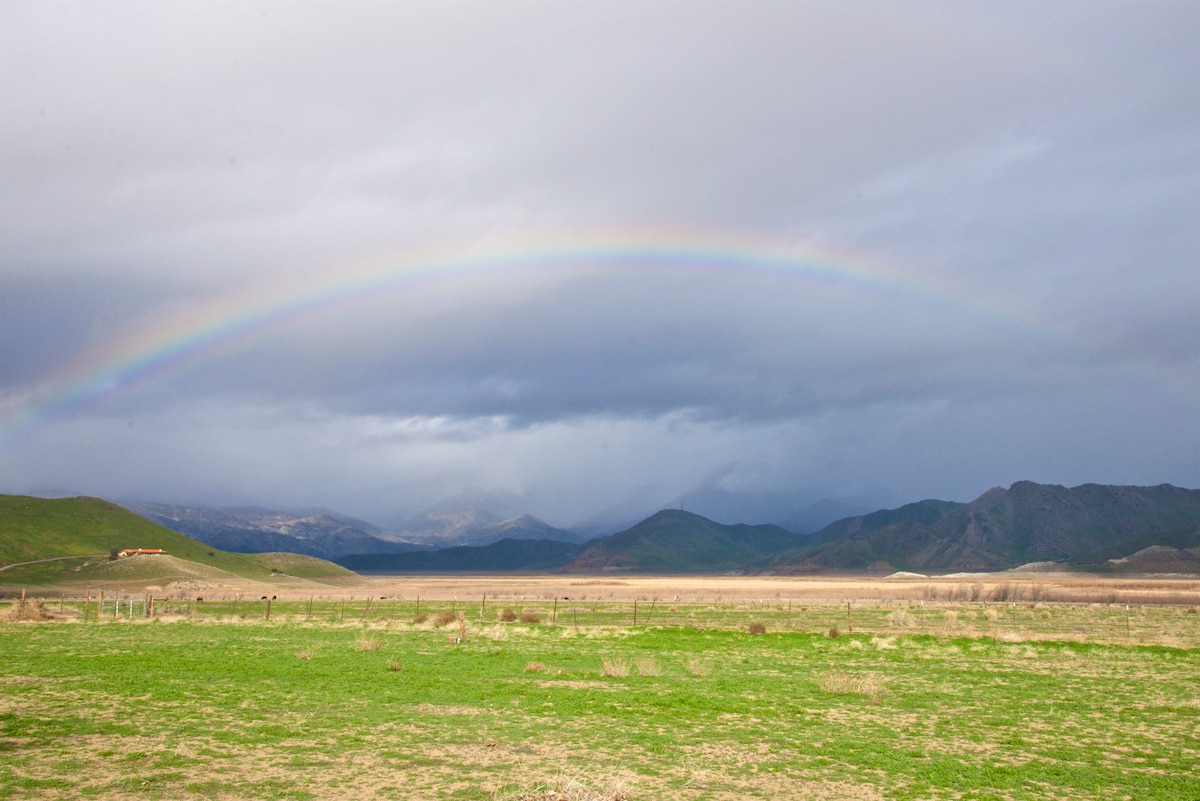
{"left": 827, "top": 626, "right": 840, "bottom": 638}
{"left": 412, "top": 614, "right": 428, "bottom": 624}
{"left": 748, "top": 622, "right": 767, "bottom": 635}
{"left": 499, "top": 608, "right": 517, "bottom": 622}
{"left": 520, "top": 611, "right": 541, "bottom": 624}
{"left": 888, "top": 610, "right": 915, "bottom": 628}
{"left": 433, "top": 611, "right": 457, "bottom": 627}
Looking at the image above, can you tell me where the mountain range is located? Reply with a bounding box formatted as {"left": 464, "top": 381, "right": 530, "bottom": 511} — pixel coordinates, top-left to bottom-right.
{"left": 337, "top": 482, "right": 1200, "bottom": 575}
{"left": 123, "top": 482, "right": 1200, "bottom": 575}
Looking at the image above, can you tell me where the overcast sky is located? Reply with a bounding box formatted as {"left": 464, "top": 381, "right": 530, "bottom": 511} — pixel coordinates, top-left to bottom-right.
{"left": 2, "top": 1, "right": 1197, "bottom": 528}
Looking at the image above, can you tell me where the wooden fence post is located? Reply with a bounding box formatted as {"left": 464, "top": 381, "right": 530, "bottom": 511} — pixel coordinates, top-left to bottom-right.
{"left": 552, "top": 598, "right": 558, "bottom": 625}
{"left": 360, "top": 597, "right": 372, "bottom": 623}
{"left": 846, "top": 602, "right": 853, "bottom": 634}
{"left": 265, "top": 598, "right": 272, "bottom": 621}
{"left": 633, "top": 599, "right": 638, "bottom": 627}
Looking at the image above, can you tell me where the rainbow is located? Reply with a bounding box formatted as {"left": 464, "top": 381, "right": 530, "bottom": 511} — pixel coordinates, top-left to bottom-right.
{"left": 0, "top": 231, "right": 1064, "bottom": 453}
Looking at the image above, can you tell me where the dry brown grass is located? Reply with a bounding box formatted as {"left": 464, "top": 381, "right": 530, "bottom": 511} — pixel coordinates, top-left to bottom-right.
{"left": 0, "top": 599, "right": 57, "bottom": 622}
{"left": 600, "top": 658, "right": 630, "bottom": 678}
{"left": 508, "top": 775, "right": 633, "bottom": 801}
{"left": 817, "top": 671, "right": 889, "bottom": 703}
{"left": 634, "top": 656, "right": 661, "bottom": 676}
{"left": 520, "top": 611, "right": 541, "bottom": 624}
{"left": 354, "top": 634, "right": 381, "bottom": 651}
{"left": 747, "top": 622, "right": 767, "bottom": 635}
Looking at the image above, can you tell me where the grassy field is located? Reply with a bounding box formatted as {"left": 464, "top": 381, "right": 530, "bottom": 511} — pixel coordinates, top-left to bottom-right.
{"left": 2, "top": 594, "right": 1197, "bottom": 800}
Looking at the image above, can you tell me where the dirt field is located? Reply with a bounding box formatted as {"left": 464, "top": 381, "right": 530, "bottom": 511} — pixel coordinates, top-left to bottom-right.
{"left": 41, "top": 571, "right": 1200, "bottom": 608}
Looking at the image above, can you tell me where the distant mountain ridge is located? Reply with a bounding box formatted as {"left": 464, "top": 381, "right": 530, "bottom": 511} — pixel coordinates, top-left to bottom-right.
{"left": 564, "top": 510, "right": 803, "bottom": 573}
{"left": 102, "top": 482, "right": 1200, "bottom": 575}
{"left": 388, "top": 490, "right": 586, "bottom": 547}
{"left": 125, "top": 502, "right": 415, "bottom": 560}
{"left": 761, "top": 482, "right": 1200, "bottom": 573}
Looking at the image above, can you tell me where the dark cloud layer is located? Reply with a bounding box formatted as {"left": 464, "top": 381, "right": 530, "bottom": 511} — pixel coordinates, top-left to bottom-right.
{"left": 2, "top": 1, "right": 1196, "bottom": 526}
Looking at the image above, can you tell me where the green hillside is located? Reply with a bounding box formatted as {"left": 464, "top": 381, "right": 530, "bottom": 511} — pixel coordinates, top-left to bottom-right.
{"left": 0, "top": 495, "right": 352, "bottom": 585}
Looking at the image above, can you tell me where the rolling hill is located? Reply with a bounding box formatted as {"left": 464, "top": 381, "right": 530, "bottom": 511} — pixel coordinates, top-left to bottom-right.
{"left": 563, "top": 509, "right": 803, "bottom": 573}
{"left": 0, "top": 495, "right": 354, "bottom": 586}
{"left": 337, "top": 537, "right": 587, "bottom": 573}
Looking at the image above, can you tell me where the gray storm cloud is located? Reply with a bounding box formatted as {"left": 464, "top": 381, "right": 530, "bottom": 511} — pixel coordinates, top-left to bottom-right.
{"left": 1, "top": 1, "right": 1196, "bottom": 526}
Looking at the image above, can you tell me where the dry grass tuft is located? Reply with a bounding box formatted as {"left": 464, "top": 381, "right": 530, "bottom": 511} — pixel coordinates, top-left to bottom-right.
{"left": 295, "top": 648, "right": 317, "bottom": 660}
{"left": 525, "top": 662, "right": 545, "bottom": 673}
{"left": 600, "top": 657, "right": 630, "bottom": 678}
{"left": 520, "top": 611, "right": 541, "bottom": 624}
{"left": 386, "top": 659, "right": 403, "bottom": 672}
{"left": 433, "top": 611, "right": 457, "bottom": 627}
{"left": 826, "top": 626, "right": 841, "bottom": 639}
{"left": 748, "top": 622, "right": 767, "bottom": 635}
{"left": 354, "top": 634, "right": 381, "bottom": 652}
{"left": 634, "top": 656, "right": 661, "bottom": 676}
{"left": 509, "top": 775, "right": 633, "bottom": 801}
{"left": 888, "top": 610, "right": 915, "bottom": 628}
{"left": 499, "top": 608, "right": 517, "bottom": 622}
{"left": 817, "top": 671, "right": 889, "bottom": 703}
{"left": 684, "top": 656, "right": 709, "bottom": 676}
{"left": 412, "top": 614, "right": 428, "bottom": 624}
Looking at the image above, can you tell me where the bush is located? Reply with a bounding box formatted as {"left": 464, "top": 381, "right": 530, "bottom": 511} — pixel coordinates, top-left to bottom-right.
{"left": 748, "top": 622, "right": 766, "bottom": 635}
{"left": 499, "top": 608, "right": 517, "bottom": 622}
{"left": 433, "top": 611, "right": 457, "bottom": 627}
{"left": 520, "top": 611, "right": 541, "bottom": 624}
{"left": 827, "top": 626, "right": 840, "bottom": 639}
{"left": 412, "top": 614, "right": 428, "bottom": 624}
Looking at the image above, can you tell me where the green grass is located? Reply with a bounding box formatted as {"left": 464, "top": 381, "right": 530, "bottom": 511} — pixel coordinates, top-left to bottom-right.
{"left": 1, "top": 603, "right": 1197, "bottom": 800}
